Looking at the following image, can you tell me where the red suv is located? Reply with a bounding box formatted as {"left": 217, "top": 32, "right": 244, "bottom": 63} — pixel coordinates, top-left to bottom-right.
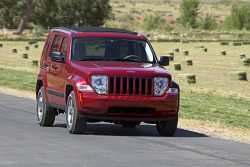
{"left": 36, "top": 27, "right": 180, "bottom": 136}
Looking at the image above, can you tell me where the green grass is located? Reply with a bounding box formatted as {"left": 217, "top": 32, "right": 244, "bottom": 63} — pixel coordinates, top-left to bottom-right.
{"left": 0, "top": 68, "right": 36, "bottom": 91}
{"left": 180, "top": 90, "right": 250, "bottom": 129}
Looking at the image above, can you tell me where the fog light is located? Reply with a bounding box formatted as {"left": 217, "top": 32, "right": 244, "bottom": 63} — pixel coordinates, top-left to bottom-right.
{"left": 167, "top": 88, "right": 179, "bottom": 94}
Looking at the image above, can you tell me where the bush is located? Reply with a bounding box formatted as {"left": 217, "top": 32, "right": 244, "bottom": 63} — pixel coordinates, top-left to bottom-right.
{"left": 199, "top": 15, "right": 217, "bottom": 30}
{"left": 224, "top": 5, "right": 250, "bottom": 30}
{"left": 143, "top": 14, "right": 164, "bottom": 31}
{"left": 180, "top": 0, "right": 200, "bottom": 29}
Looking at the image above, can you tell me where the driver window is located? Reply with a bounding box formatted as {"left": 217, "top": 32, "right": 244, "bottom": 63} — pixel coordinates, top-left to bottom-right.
{"left": 50, "top": 34, "right": 62, "bottom": 56}
{"left": 60, "top": 37, "right": 68, "bottom": 59}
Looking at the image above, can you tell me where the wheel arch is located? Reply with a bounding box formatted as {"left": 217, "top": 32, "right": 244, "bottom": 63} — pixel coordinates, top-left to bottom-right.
{"left": 36, "top": 80, "right": 43, "bottom": 97}
{"left": 65, "top": 84, "right": 74, "bottom": 103}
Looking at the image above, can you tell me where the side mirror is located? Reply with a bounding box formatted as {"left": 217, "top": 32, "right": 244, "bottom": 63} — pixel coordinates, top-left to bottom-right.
{"left": 159, "top": 56, "right": 170, "bottom": 66}
{"left": 50, "top": 51, "right": 65, "bottom": 63}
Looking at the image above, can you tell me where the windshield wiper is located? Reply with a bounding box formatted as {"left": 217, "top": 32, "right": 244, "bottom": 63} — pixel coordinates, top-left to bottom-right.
{"left": 78, "top": 58, "right": 105, "bottom": 61}
{"left": 108, "top": 58, "right": 153, "bottom": 64}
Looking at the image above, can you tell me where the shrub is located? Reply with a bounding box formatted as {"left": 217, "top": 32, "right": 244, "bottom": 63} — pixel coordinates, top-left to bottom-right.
{"left": 143, "top": 14, "right": 164, "bottom": 31}
{"left": 180, "top": 0, "right": 200, "bottom": 28}
{"left": 224, "top": 5, "right": 250, "bottom": 30}
{"left": 199, "top": 15, "right": 217, "bottom": 30}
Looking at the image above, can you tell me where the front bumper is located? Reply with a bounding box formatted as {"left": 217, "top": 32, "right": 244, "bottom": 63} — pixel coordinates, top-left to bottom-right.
{"left": 76, "top": 92, "right": 179, "bottom": 121}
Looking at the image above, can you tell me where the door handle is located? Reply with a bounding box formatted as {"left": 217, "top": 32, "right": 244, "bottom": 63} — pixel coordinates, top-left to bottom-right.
{"left": 51, "top": 64, "right": 58, "bottom": 70}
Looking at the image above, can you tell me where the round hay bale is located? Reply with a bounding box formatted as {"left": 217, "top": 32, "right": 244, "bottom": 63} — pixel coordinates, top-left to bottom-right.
{"left": 174, "top": 48, "right": 180, "bottom": 52}
{"left": 182, "top": 40, "right": 189, "bottom": 44}
{"left": 0, "top": 43, "right": 3, "bottom": 48}
{"left": 231, "top": 72, "right": 248, "bottom": 81}
{"left": 28, "top": 40, "right": 37, "bottom": 45}
{"left": 169, "top": 52, "right": 174, "bottom": 56}
{"left": 233, "top": 42, "right": 242, "bottom": 46}
{"left": 186, "top": 59, "right": 193, "bottom": 66}
{"left": 242, "top": 41, "right": 250, "bottom": 45}
{"left": 34, "top": 44, "right": 39, "bottom": 48}
{"left": 220, "top": 42, "right": 229, "bottom": 46}
{"left": 174, "top": 63, "right": 181, "bottom": 71}
{"left": 242, "top": 58, "right": 250, "bottom": 66}
{"left": 169, "top": 55, "right": 174, "bottom": 61}
{"left": 240, "top": 54, "right": 246, "bottom": 59}
{"left": 221, "top": 51, "right": 227, "bottom": 56}
{"left": 183, "top": 51, "right": 189, "bottom": 56}
{"left": 32, "top": 60, "right": 39, "bottom": 66}
{"left": 12, "top": 49, "right": 17, "bottom": 53}
{"left": 22, "top": 53, "right": 29, "bottom": 59}
{"left": 186, "top": 74, "right": 196, "bottom": 84}
{"left": 25, "top": 46, "right": 30, "bottom": 50}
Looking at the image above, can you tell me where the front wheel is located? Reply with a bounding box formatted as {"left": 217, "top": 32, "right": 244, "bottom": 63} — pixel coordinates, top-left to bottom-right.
{"left": 66, "top": 91, "right": 87, "bottom": 134}
{"left": 36, "top": 87, "right": 56, "bottom": 127}
{"left": 156, "top": 116, "right": 178, "bottom": 137}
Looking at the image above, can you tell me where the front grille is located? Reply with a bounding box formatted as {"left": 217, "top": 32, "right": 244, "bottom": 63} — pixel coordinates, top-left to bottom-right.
{"left": 109, "top": 77, "right": 153, "bottom": 96}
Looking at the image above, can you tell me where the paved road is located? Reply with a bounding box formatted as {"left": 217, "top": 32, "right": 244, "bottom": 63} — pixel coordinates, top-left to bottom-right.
{"left": 0, "top": 93, "right": 250, "bottom": 167}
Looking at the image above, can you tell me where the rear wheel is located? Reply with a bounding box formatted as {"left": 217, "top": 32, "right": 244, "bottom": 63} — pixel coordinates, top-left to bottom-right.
{"left": 121, "top": 121, "right": 140, "bottom": 128}
{"left": 36, "top": 87, "right": 56, "bottom": 126}
{"left": 66, "top": 91, "right": 87, "bottom": 134}
{"left": 156, "top": 117, "right": 178, "bottom": 137}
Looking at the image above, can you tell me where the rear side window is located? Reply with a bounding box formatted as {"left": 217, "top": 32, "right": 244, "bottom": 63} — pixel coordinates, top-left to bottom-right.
{"left": 51, "top": 35, "right": 62, "bottom": 54}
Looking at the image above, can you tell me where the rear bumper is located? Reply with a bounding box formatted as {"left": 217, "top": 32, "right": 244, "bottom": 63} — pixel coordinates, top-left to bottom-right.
{"left": 76, "top": 92, "right": 179, "bottom": 121}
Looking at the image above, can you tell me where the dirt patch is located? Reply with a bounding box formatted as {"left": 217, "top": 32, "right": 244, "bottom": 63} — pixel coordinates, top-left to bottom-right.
{"left": 179, "top": 118, "right": 250, "bottom": 144}
{"left": 0, "top": 86, "right": 35, "bottom": 100}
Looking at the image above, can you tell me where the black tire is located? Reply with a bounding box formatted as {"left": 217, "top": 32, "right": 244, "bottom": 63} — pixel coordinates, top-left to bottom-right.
{"left": 156, "top": 116, "right": 178, "bottom": 137}
{"left": 66, "top": 91, "right": 87, "bottom": 134}
{"left": 121, "top": 121, "right": 140, "bottom": 128}
{"left": 36, "top": 87, "right": 56, "bottom": 127}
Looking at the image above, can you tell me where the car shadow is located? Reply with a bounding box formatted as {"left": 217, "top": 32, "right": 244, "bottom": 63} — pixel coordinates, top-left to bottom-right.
{"left": 54, "top": 123, "right": 207, "bottom": 137}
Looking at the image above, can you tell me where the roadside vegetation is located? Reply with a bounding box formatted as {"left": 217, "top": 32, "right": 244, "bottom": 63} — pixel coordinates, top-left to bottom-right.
{"left": 0, "top": 40, "right": 250, "bottom": 129}
{"left": 0, "top": 0, "right": 250, "bottom": 131}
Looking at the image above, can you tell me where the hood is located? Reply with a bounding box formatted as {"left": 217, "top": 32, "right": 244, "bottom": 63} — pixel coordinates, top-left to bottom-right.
{"left": 71, "top": 61, "right": 171, "bottom": 77}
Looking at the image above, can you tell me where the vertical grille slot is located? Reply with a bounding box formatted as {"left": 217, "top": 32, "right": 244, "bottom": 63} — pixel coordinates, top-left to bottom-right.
{"left": 109, "top": 76, "right": 153, "bottom": 96}
{"left": 141, "top": 78, "right": 146, "bottom": 95}
{"left": 116, "top": 77, "right": 121, "bottom": 94}
{"left": 129, "top": 78, "right": 133, "bottom": 95}
{"left": 122, "top": 77, "right": 127, "bottom": 94}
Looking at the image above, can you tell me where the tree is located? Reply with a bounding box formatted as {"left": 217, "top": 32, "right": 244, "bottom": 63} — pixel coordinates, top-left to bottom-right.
{"left": 15, "top": 0, "right": 33, "bottom": 34}
{"left": 226, "top": 5, "right": 250, "bottom": 30}
{"left": 32, "top": 0, "right": 112, "bottom": 28}
{"left": 0, "top": 0, "right": 112, "bottom": 33}
{"left": 180, "top": 0, "right": 200, "bottom": 29}
{"left": 0, "top": 0, "right": 22, "bottom": 29}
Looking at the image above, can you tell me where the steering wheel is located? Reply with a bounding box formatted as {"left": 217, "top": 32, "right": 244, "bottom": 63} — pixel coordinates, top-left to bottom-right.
{"left": 123, "top": 55, "right": 143, "bottom": 62}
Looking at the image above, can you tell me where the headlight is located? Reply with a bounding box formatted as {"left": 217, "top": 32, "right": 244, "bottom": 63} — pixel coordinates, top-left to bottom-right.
{"left": 154, "top": 77, "right": 168, "bottom": 96}
{"left": 91, "top": 75, "right": 108, "bottom": 95}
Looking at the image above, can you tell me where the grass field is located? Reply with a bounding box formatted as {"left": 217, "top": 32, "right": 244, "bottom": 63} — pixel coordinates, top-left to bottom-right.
{"left": 0, "top": 40, "right": 249, "bottom": 129}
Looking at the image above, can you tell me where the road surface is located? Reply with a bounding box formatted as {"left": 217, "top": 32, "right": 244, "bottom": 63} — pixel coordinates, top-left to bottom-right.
{"left": 0, "top": 93, "right": 250, "bottom": 167}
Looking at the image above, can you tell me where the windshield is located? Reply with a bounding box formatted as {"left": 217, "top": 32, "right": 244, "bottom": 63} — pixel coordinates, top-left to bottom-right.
{"left": 71, "top": 38, "right": 156, "bottom": 63}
